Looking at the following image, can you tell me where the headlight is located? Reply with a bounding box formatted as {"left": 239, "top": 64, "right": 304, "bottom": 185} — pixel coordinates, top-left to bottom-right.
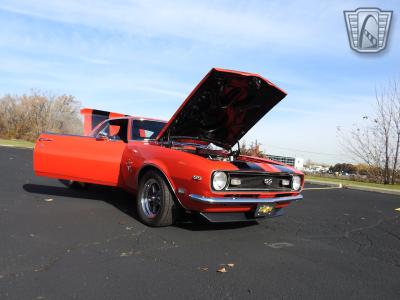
{"left": 212, "top": 171, "right": 228, "bottom": 191}
{"left": 292, "top": 175, "right": 302, "bottom": 191}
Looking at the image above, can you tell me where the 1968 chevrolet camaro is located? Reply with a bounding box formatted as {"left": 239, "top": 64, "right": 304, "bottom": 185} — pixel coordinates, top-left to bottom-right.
{"left": 34, "top": 68, "right": 304, "bottom": 227}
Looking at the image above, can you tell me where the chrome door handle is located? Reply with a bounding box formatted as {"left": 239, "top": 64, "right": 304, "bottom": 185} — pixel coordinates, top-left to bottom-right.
{"left": 38, "top": 137, "right": 53, "bottom": 142}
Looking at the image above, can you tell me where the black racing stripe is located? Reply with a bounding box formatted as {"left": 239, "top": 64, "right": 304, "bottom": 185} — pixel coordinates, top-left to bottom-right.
{"left": 231, "top": 161, "right": 265, "bottom": 171}
{"left": 272, "top": 164, "right": 294, "bottom": 174}
{"left": 92, "top": 109, "right": 110, "bottom": 116}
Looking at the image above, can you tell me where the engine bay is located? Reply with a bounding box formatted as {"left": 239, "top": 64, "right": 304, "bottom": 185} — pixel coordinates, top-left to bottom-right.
{"left": 164, "top": 140, "right": 235, "bottom": 161}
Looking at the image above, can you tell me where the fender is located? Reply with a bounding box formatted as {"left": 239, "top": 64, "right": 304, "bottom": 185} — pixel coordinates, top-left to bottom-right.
{"left": 136, "top": 162, "right": 188, "bottom": 210}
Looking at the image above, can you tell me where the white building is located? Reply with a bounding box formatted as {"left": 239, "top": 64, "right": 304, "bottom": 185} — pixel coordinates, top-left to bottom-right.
{"left": 267, "top": 154, "right": 304, "bottom": 170}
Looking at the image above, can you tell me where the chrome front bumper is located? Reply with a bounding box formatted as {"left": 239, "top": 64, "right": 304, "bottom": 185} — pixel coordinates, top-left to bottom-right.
{"left": 189, "top": 194, "right": 303, "bottom": 204}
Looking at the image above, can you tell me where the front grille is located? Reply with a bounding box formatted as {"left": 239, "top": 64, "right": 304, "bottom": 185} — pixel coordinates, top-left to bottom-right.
{"left": 225, "top": 172, "right": 293, "bottom": 191}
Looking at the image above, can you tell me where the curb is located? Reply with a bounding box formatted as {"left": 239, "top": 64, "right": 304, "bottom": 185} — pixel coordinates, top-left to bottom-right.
{"left": 305, "top": 179, "right": 400, "bottom": 196}
{"left": 0, "top": 144, "right": 34, "bottom": 149}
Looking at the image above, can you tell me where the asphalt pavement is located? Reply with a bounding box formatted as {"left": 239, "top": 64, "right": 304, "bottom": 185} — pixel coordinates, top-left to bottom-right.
{"left": 1, "top": 147, "right": 400, "bottom": 299}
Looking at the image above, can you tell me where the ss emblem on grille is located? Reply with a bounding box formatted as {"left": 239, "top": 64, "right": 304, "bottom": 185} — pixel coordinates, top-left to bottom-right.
{"left": 264, "top": 178, "right": 273, "bottom": 185}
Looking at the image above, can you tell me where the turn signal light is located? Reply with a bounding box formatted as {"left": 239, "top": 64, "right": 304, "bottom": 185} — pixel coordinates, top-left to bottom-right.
{"left": 281, "top": 179, "right": 290, "bottom": 186}
{"left": 230, "top": 178, "right": 241, "bottom": 186}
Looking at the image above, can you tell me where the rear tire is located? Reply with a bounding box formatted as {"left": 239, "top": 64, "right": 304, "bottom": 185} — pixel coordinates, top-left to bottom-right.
{"left": 137, "top": 170, "right": 177, "bottom": 227}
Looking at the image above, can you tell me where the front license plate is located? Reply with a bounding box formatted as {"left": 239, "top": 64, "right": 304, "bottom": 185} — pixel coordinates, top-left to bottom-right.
{"left": 254, "top": 203, "right": 275, "bottom": 217}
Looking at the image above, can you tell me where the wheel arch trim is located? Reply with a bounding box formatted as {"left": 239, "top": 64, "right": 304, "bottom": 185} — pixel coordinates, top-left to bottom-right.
{"left": 136, "top": 163, "right": 187, "bottom": 209}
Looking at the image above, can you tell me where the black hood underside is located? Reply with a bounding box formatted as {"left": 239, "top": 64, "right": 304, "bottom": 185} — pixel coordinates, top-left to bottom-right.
{"left": 157, "top": 68, "right": 287, "bottom": 148}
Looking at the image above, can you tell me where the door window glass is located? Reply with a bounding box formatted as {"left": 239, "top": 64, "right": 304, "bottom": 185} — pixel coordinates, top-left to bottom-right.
{"left": 131, "top": 120, "right": 166, "bottom": 140}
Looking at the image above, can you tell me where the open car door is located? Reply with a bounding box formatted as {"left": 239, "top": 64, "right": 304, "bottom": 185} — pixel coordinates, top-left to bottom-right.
{"left": 34, "top": 118, "right": 128, "bottom": 186}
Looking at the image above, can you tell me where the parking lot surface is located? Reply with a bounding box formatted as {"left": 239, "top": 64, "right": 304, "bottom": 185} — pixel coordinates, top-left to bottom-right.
{"left": 1, "top": 147, "right": 400, "bottom": 299}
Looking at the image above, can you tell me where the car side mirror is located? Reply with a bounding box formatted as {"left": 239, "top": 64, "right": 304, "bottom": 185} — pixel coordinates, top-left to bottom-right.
{"left": 96, "top": 132, "right": 109, "bottom": 141}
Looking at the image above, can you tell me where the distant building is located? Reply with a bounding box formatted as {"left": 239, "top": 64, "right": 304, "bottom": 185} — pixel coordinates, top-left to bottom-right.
{"left": 303, "top": 165, "right": 329, "bottom": 174}
{"left": 267, "top": 154, "right": 304, "bottom": 170}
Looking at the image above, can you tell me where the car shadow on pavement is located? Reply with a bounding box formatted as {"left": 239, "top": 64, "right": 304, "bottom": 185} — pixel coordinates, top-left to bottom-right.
{"left": 23, "top": 183, "right": 139, "bottom": 219}
{"left": 177, "top": 219, "right": 258, "bottom": 231}
{"left": 23, "top": 183, "right": 259, "bottom": 231}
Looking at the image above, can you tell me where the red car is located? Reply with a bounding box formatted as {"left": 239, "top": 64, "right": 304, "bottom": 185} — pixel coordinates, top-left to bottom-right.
{"left": 34, "top": 68, "right": 304, "bottom": 227}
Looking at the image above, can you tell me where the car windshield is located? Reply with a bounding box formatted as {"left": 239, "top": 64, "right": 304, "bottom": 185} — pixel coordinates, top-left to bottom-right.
{"left": 131, "top": 119, "right": 166, "bottom": 140}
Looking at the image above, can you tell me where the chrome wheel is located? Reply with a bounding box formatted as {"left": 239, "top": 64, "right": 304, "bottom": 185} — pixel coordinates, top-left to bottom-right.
{"left": 140, "top": 179, "right": 162, "bottom": 219}
{"left": 137, "top": 170, "right": 178, "bottom": 227}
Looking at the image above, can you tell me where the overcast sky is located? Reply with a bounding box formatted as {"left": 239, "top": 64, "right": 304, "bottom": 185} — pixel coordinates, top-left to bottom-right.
{"left": 0, "top": 0, "right": 399, "bottom": 164}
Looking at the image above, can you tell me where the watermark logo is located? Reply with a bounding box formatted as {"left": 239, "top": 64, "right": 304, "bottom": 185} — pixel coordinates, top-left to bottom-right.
{"left": 344, "top": 8, "right": 392, "bottom": 53}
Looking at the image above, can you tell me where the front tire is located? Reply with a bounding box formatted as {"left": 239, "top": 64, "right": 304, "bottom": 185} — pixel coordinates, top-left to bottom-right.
{"left": 137, "top": 170, "right": 178, "bottom": 227}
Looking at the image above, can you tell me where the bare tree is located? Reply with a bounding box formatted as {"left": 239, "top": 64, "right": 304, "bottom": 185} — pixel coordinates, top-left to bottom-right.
{"left": 375, "top": 86, "right": 393, "bottom": 184}
{"left": 390, "top": 79, "right": 400, "bottom": 183}
{"left": 240, "top": 140, "right": 265, "bottom": 157}
{"left": 0, "top": 90, "right": 83, "bottom": 141}
{"left": 338, "top": 78, "right": 400, "bottom": 184}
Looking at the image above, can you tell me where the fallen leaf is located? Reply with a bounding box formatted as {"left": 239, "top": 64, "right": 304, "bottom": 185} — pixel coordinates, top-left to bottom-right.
{"left": 198, "top": 266, "right": 209, "bottom": 271}
{"left": 125, "top": 226, "right": 133, "bottom": 231}
{"left": 227, "top": 263, "right": 235, "bottom": 268}
{"left": 120, "top": 251, "right": 133, "bottom": 257}
{"left": 44, "top": 198, "right": 53, "bottom": 202}
{"left": 264, "top": 242, "right": 294, "bottom": 249}
{"left": 395, "top": 208, "right": 400, "bottom": 212}
{"left": 217, "top": 266, "right": 227, "bottom": 273}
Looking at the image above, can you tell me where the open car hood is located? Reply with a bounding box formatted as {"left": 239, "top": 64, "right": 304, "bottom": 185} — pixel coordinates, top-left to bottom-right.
{"left": 156, "top": 68, "right": 287, "bottom": 148}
